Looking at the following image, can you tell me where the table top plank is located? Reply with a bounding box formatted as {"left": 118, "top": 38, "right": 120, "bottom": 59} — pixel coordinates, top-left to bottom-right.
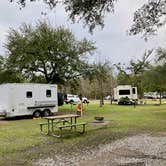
{"left": 43, "top": 114, "right": 80, "bottom": 120}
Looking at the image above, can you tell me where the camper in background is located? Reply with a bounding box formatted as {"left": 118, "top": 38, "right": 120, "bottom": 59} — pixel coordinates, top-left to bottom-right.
{"left": 0, "top": 83, "right": 58, "bottom": 118}
{"left": 114, "top": 85, "right": 138, "bottom": 105}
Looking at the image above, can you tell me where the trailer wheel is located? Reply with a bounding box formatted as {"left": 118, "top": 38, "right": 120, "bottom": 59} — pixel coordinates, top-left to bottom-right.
{"left": 33, "top": 110, "right": 41, "bottom": 118}
{"left": 42, "top": 109, "right": 51, "bottom": 117}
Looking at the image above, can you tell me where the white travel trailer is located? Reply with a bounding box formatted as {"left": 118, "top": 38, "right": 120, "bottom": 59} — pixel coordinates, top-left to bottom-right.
{"left": 0, "top": 83, "right": 58, "bottom": 118}
{"left": 114, "top": 85, "right": 138, "bottom": 101}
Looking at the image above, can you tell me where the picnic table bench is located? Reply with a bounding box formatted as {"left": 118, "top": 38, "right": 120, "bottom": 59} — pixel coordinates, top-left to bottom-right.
{"left": 57, "top": 122, "right": 87, "bottom": 137}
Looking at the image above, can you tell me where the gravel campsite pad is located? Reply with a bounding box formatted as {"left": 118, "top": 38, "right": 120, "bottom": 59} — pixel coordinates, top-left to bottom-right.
{"left": 35, "top": 134, "right": 166, "bottom": 166}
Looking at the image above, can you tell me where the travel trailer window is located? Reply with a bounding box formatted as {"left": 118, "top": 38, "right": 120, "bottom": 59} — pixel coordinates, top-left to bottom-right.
{"left": 119, "top": 90, "right": 130, "bottom": 95}
{"left": 26, "top": 91, "right": 32, "bottom": 98}
{"left": 132, "top": 88, "right": 136, "bottom": 94}
{"left": 46, "top": 90, "right": 51, "bottom": 97}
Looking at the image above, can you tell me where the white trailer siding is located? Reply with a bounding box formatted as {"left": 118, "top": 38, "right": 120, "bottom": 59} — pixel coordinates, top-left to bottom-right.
{"left": 0, "top": 86, "right": 11, "bottom": 116}
{"left": 0, "top": 83, "right": 58, "bottom": 118}
{"left": 113, "top": 85, "right": 138, "bottom": 101}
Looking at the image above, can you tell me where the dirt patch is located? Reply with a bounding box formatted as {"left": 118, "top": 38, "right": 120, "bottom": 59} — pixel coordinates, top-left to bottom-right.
{"left": 34, "top": 134, "right": 166, "bottom": 166}
{"left": 89, "top": 120, "right": 112, "bottom": 126}
{"left": 0, "top": 119, "right": 10, "bottom": 124}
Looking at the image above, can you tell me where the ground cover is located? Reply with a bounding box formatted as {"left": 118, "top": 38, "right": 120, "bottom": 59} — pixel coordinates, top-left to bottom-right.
{"left": 0, "top": 101, "right": 166, "bottom": 165}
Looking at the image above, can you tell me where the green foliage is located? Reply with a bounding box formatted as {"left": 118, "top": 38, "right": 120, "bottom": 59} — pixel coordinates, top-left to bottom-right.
{"left": 129, "top": 0, "right": 166, "bottom": 38}
{"left": 143, "top": 65, "right": 166, "bottom": 92}
{"left": 10, "top": 1, "right": 166, "bottom": 36}
{"left": 127, "top": 50, "right": 152, "bottom": 75}
{"left": 64, "top": 0, "right": 117, "bottom": 32}
{"left": 0, "top": 70, "right": 23, "bottom": 83}
{"left": 0, "top": 55, "right": 23, "bottom": 83}
{"left": 117, "top": 70, "right": 130, "bottom": 85}
{"left": 142, "top": 48, "right": 166, "bottom": 94}
{"left": 10, "top": 0, "right": 117, "bottom": 32}
{"left": 87, "top": 62, "right": 112, "bottom": 82}
{"left": 5, "top": 22, "right": 96, "bottom": 84}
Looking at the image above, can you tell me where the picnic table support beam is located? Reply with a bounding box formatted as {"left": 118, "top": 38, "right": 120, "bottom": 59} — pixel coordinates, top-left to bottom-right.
{"left": 63, "top": 118, "right": 65, "bottom": 125}
{"left": 83, "top": 123, "right": 85, "bottom": 133}
{"left": 40, "top": 124, "right": 43, "bottom": 132}
{"left": 59, "top": 127, "right": 62, "bottom": 138}
{"left": 74, "top": 117, "right": 77, "bottom": 131}
{"left": 70, "top": 117, "right": 73, "bottom": 130}
{"left": 47, "top": 119, "right": 50, "bottom": 134}
{"left": 51, "top": 120, "right": 54, "bottom": 133}
{"left": 57, "top": 122, "right": 87, "bottom": 137}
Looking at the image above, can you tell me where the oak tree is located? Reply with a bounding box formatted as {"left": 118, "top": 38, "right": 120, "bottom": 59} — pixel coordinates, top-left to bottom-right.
{"left": 5, "top": 22, "right": 96, "bottom": 84}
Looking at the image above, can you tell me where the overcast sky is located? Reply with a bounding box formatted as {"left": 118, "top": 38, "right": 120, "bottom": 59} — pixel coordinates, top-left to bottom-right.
{"left": 0, "top": 0, "right": 165, "bottom": 65}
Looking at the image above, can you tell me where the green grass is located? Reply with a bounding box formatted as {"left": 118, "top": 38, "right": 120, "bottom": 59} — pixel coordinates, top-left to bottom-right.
{"left": 0, "top": 101, "right": 166, "bottom": 165}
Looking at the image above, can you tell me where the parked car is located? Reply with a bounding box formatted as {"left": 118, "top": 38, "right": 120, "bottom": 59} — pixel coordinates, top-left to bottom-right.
{"left": 118, "top": 97, "right": 136, "bottom": 105}
{"left": 82, "top": 97, "right": 89, "bottom": 104}
{"left": 162, "top": 94, "right": 166, "bottom": 99}
{"left": 64, "top": 94, "right": 79, "bottom": 104}
{"left": 105, "top": 95, "right": 111, "bottom": 100}
{"left": 64, "top": 94, "right": 89, "bottom": 104}
{"left": 143, "top": 92, "right": 161, "bottom": 99}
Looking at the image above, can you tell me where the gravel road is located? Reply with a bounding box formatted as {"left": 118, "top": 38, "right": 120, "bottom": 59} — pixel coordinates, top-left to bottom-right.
{"left": 35, "top": 134, "right": 166, "bottom": 166}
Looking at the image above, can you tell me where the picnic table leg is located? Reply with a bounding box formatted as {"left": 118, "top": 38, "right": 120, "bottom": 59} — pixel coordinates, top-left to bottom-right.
{"left": 63, "top": 118, "right": 65, "bottom": 125}
{"left": 47, "top": 119, "right": 50, "bottom": 135}
{"left": 40, "top": 124, "right": 43, "bottom": 132}
{"left": 83, "top": 124, "right": 85, "bottom": 133}
{"left": 70, "top": 117, "right": 73, "bottom": 130}
{"left": 60, "top": 127, "right": 62, "bottom": 138}
{"left": 51, "top": 120, "right": 54, "bottom": 133}
{"left": 74, "top": 117, "right": 77, "bottom": 131}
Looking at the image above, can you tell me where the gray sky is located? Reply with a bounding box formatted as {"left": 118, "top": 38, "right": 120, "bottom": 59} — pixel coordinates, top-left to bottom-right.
{"left": 0, "top": 0, "right": 165, "bottom": 65}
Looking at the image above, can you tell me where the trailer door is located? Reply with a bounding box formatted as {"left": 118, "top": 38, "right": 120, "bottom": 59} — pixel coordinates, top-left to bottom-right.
{"left": 12, "top": 86, "right": 30, "bottom": 116}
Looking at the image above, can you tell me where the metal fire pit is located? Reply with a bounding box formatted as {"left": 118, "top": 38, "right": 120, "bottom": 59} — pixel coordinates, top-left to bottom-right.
{"left": 94, "top": 116, "right": 104, "bottom": 122}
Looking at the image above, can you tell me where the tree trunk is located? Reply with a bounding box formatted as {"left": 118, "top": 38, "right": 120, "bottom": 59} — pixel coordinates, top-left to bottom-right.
{"left": 159, "top": 92, "right": 162, "bottom": 105}
{"left": 110, "top": 98, "right": 113, "bottom": 105}
{"left": 99, "top": 80, "right": 104, "bottom": 107}
{"left": 110, "top": 89, "right": 113, "bottom": 105}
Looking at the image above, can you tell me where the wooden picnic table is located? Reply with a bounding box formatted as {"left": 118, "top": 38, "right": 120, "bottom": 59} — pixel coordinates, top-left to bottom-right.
{"left": 39, "top": 114, "right": 86, "bottom": 137}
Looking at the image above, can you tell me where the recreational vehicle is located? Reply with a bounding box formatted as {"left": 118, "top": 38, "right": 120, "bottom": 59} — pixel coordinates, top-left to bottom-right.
{"left": 114, "top": 85, "right": 138, "bottom": 103}
{"left": 0, "top": 83, "right": 58, "bottom": 118}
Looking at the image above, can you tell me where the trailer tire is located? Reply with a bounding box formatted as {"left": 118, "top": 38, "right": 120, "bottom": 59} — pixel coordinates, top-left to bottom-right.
{"left": 33, "top": 110, "right": 41, "bottom": 118}
{"left": 42, "top": 109, "right": 51, "bottom": 117}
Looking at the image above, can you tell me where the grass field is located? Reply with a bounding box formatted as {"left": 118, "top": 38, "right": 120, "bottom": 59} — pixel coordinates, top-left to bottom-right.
{"left": 0, "top": 100, "right": 166, "bottom": 165}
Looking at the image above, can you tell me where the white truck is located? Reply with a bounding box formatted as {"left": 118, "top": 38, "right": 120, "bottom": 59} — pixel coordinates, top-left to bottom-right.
{"left": 0, "top": 83, "right": 58, "bottom": 118}
{"left": 64, "top": 94, "right": 89, "bottom": 104}
{"left": 114, "top": 85, "right": 138, "bottom": 103}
